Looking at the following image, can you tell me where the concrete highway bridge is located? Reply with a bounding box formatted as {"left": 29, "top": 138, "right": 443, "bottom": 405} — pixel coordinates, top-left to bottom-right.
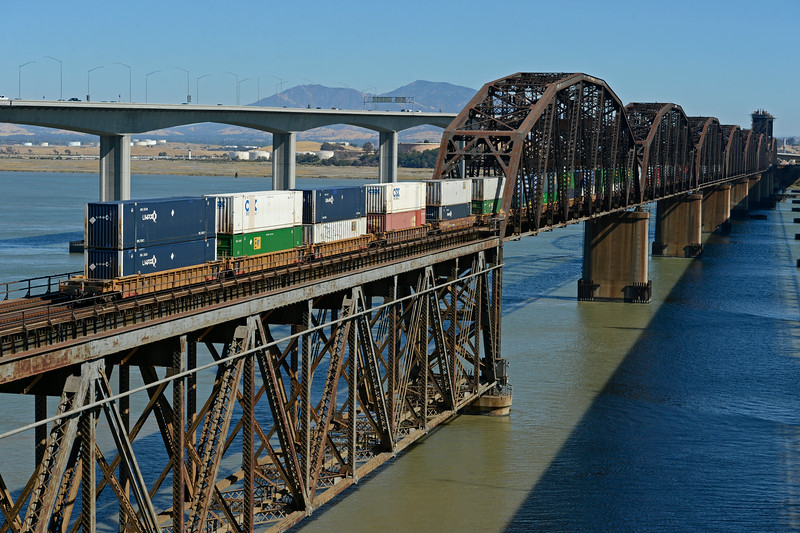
{"left": 0, "top": 72, "right": 785, "bottom": 532}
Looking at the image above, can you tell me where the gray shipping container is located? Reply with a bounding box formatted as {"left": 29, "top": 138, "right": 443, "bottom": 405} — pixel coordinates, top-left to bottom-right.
{"left": 85, "top": 197, "right": 216, "bottom": 250}
{"left": 302, "top": 187, "right": 366, "bottom": 224}
{"left": 302, "top": 217, "right": 367, "bottom": 244}
{"left": 472, "top": 177, "right": 507, "bottom": 201}
{"left": 426, "top": 179, "right": 472, "bottom": 206}
{"left": 85, "top": 238, "right": 217, "bottom": 279}
{"left": 425, "top": 203, "right": 472, "bottom": 221}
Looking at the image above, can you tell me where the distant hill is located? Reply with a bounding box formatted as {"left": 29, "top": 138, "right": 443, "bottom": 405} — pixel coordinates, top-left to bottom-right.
{"left": 0, "top": 81, "right": 477, "bottom": 145}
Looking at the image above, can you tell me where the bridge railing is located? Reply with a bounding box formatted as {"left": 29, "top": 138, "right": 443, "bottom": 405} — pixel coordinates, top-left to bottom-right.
{"left": 0, "top": 271, "right": 81, "bottom": 301}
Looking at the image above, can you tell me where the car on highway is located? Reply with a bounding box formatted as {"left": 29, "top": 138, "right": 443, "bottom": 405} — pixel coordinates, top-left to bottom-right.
{"left": 0, "top": 95, "right": 8, "bottom": 100}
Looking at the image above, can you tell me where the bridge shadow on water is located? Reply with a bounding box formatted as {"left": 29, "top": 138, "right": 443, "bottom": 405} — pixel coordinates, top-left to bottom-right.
{"left": 502, "top": 207, "right": 800, "bottom": 532}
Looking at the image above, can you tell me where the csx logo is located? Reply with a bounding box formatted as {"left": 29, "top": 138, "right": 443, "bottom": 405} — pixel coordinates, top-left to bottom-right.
{"left": 392, "top": 187, "right": 400, "bottom": 199}
{"left": 245, "top": 198, "right": 258, "bottom": 212}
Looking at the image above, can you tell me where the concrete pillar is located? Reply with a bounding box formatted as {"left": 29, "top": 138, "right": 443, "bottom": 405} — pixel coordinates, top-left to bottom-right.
{"left": 99, "top": 134, "right": 130, "bottom": 201}
{"left": 701, "top": 184, "right": 731, "bottom": 233}
{"left": 731, "top": 178, "right": 749, "bottom": 218}
{"left": 652, "top": 193, "right": 703, "bottom": 257}
{"left": 748, "top": 175, "right": 762, "bottom": 206}
{"left": 578, "top": 210, "right": 651, "bottom": 303}
{"left": 379, "top": 130, "right": 398, "bottom": 183}
{"left": 272, "top": 131, "right": 296, "bottom": 190}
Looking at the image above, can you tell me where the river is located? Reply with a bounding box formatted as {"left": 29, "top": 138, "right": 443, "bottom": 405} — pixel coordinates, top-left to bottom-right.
{"left": 1, "top": 171, "right": 798, "bottom": 531}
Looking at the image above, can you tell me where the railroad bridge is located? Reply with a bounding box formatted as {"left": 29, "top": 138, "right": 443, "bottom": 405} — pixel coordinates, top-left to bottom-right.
{"left": 0, "top": 72, "right": 784, "bottom": 532}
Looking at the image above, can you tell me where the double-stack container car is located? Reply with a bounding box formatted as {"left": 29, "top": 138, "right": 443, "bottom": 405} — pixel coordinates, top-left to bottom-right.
{"left": 365, "top": 182, "right": 426, "bottom": 233}
{"left": 301, "top": 187, "right": 367, "bottom": 245}
{"left": 425, "top": 179, "right": 473, "bottom": 221}
{"left": 471, "top": 177, "right": 506, "bottom": 215}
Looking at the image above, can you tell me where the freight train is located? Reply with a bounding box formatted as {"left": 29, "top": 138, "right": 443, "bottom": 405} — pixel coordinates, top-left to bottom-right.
{"left": 60, "top": 178, "right": 505, "bottom": 299}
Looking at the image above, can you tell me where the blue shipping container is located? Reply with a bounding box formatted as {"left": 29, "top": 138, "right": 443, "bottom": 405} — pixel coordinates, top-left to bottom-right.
{"left": 86, "top": 197, "right": 216, "bottom": 250}
{"left": 301, "top": 187, "right": 366, "bottom": 224}
{"left": 425, "top": 203, "right": 472, "bottom": 221}
{"left": 85, "top": 238, "right": 217, "bottom": 279}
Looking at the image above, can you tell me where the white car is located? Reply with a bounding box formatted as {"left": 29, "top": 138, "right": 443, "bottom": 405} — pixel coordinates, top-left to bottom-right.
{"left": 0, "top": 95, "right": 7, "bottom": 100}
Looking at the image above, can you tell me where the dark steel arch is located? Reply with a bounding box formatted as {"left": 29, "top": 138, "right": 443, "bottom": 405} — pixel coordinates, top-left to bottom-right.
{"left": 432, "top": 72, "right": 637, "bottom": 236}
{"left": 689, "top": 117, "right": 724, "bottom": 186}
{"left": 721, "top": 125, "right": 744, "bottom": 179}
{"left": 757, "top": 133, "right": 767, "bottom": 171}
{"left": 742, "top": 129, "right": 759, "bottom": 174}
{"left": 625, "top": 103, "right": 691, "bottom": 201}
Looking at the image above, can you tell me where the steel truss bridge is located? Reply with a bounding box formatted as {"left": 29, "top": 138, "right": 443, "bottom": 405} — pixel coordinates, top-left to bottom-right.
{"left": 0, "top": 72, "right": 781, "bottom": 533}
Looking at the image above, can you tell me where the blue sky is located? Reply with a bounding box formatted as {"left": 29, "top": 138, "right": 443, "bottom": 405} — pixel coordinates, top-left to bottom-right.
{"left": 1, "top": 0, "right": 796, "bottom": 135}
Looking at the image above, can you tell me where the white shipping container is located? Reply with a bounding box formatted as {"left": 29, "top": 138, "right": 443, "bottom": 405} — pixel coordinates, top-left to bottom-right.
{"left": 472, "top": 177, "right": 507, "bottom": 201}
{"left": 365, "top": 182, "right": 426, "bottom": 213}
{"left": 426, "top": 179, "right": 471, "bottom": 206}
{"left": 303, "top": 217, "right": 367, "bottom": 244}
{"left": 209, "top": 191, "right": 302, "bottom": 234}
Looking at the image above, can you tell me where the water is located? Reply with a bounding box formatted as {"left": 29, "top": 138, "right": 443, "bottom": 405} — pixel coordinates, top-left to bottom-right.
{"left": 1, "top": 171, "right": 798, "bottom": 531}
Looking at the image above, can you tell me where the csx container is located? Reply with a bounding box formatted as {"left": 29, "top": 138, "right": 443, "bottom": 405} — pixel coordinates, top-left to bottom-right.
{"left": 472, "top": 177, "right": 506, "bottom": 214}
{"left": 302, "top": 187, "right": 366, "bottom": 224}
{"left": 367, "top": 209, "right": 425, "bottom": 233}
{"left": 217, "top": 226, "right": 302, "bottom": 257}
{"left": 208, "top": 191, "right": 302, "bottom": 234}
{"left": 85, "top": 238, "right": 217, "bottom": 279}
{"left": 425, "top": 179, "right": 471, "bottom": 206}
{"left": 426, "top": 203, "right": 472, "bottom": 221}
{"left": 303, "top": 217, "right": 367, "bottom": 244}
{"left": 365, "top": 182, "right": 425, "bottom": 213}
{"left": 85, "top": 197, "right": 215, "bottom": 250}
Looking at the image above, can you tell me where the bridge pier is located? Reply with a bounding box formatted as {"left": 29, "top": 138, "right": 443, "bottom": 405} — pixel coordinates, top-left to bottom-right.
{"left": 702, "top": 184, "right": 731, "bottom": 233}
{"left": 748, "top": 175, "right": 762, "bottom": 207}
{"left": 272, "top": 132, "right": 297, "bottom": 190}
{"left": 578, "top": 210, "right": 651, "bottom": 303}
{"left": 731, "top": 178, "right": 749, "bottom": 218}
{"left": 379, "top": 131, "right": 398, "bottom": 183}
{"left": 99, "top": 134, "right": 131, "bottom": 201}
{"left": 758, "top": 172, "right": 774, "bottom": 206}
{"left": 652, "top": 193, "right": 703, "bottom": 258}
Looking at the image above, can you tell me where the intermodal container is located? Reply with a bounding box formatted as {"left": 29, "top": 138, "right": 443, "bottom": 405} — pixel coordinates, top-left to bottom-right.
{"left": 208, "top": 191, "right": 302, "bottom": 234}
{"left": 472, "top": 199, "right": 501, "bottom": 215}
{"left": 425, "top": 203, "right": 472, "bottom": 221}
{"left": 425, "top": 179, "right": 471, "bottom": 206}
{"left": 366, "top": 209, "right": 425, "bottom": 233}
{"left": 85, "top": 238, "right": 217, "bottom": 279}
{"left": 472, "top": 177, "right": 506, "bottom": 201}
{"left": 365, "top": 182, "right": 426, "bottom": 213}
{"left": 85, "top": 197, "right": 216, "bottom": 250}
{"left": 217, "top": 226, "right": 302, "bottom": 257}
{"left": 302, "top": 217, "right": 367, "bottom": 244}
{"left": 302, "top": 188, "right": 366, "bottom": 224}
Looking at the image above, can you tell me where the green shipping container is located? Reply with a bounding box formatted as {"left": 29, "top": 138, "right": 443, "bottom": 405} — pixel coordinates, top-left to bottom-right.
{"left": 217, "top": 226, "right": 302, "bottom": 257}
{"left": 472, "top": 199, "right": 501, "bottom": 214}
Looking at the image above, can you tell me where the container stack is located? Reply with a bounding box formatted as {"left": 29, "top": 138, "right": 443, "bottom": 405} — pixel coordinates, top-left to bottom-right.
{"left": 301, "top": 187, "right": 367, "bottom": 243}
{"left": 425, "top": 179, "right": 472, "bottom": 221}
{"left": 84, "top": 197, "right": 217, "bottom": 279}
{"left": 208, "top": 191, "right": 303, "bottom": 257}
{"left": 364, "top": 182, "right": 426, "bottom": 233}
{"left": 472, "top": 177, "right": 506, "bottom": 215}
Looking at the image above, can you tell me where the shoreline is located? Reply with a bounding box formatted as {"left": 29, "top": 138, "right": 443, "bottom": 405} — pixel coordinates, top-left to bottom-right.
{"left": 0, "top": 158, "right": 436, "bottom": 180}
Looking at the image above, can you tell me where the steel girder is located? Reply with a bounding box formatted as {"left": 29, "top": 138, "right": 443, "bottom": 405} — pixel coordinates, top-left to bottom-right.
{"left": 721, "top": 125, "right": 744, "bottom": 179}
{"left": 0, "top": 248, "right": 502, "bottom": 532}
{"left": 625, "top": 103, "right": 691, "bottom": 202}
{"left": 432, "top": 72, "right": 638, "bottom": 237}
{"left": 689, "top": 117, "right": 724, "bottom": 186}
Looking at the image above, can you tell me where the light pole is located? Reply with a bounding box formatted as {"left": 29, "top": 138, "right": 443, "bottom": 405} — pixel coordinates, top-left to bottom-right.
{"left": 175, "top": 66, "right": 190, "bottom": 103}
{"left": 87, "top": 65, "right": 103, "bottom": 102}
{"left": 196, "top": 74, "right": 210, "bottom": 105}
{"left": 224, "top": 71, "right": 239, "bottom": 105}
{"left": 145, "top": 70, "right": 161, "bottom": 103}
{"left": 269, "top": 75, "right": 285, "bottom": 102}
{"left": 239, "top": 78, "right": 252, "bottom": 105}
{"left": 18, "top": 61, "right": 36, "bottom": 100}
{"left": 114, "top": 62, "right": 131, "bottom": 102}
{"left": 44, "top": 56, "right": 62, "bottom": 100}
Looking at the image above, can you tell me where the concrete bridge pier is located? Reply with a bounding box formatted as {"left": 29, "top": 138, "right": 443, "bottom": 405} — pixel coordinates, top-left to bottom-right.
{"left": 731, "top": 178, "right": 749, "bottom": 218}
{"left": 272, "top": 132, "right": 297, "bottom": 190}
{"left": 758, "top": 172, "right": 774, "bottom": 205}
{"left": 748, "top": 175, "right": 762, "bottom": 207}
{"left": 652, "top": 193, "right": 703, "bottom": 258}
{"left": 578, "top": 210, "right": 651, "bottom": 303}
{"left": 702, "top": 184, "right": 731, "bottom": 233}
{"left": 379, "top": 130, "right": 398, "bottom": 183}
{"left": 99, "top": 134, "right": 131, "bottom": 201}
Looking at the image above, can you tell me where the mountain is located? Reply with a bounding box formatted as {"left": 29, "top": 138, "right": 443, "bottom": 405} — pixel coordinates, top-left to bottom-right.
{"left": 0, "top": 81, "right": 477, "bottom": 145}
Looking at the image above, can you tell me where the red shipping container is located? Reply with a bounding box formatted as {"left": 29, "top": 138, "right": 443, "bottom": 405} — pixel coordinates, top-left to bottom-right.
{"left": 367, "top": 209, "right": 425, "bottom": 233}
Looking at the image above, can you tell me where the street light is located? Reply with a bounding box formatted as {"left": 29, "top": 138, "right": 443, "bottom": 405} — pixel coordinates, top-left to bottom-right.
{"left": 224, "top": 71, "right": 239, "bottom": 105}
{"left": 196, "top": 74, "right": 210, "bottom": 105}
{"left": 175, "top": 66, "right": 190, "bottom": 103}
{"left": 18, "top": 61, "right": 36, "bottom": 100}
{"left": 269, "top": 75, "right": 285, "bottom": 101}
{"left": 145, "top": 70, "right": 161, "bottom": 103}
{"left": 87, "top": 65, "right": 103, "bottom": 102}
{"left": 44, "top": 56, "right": 62, "bottom": 101}
{"left": 239, "top": 78, "right": 252, "bottom": 105}
{"left": 114, "top": 62, "right": 131, "bottom": 102}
